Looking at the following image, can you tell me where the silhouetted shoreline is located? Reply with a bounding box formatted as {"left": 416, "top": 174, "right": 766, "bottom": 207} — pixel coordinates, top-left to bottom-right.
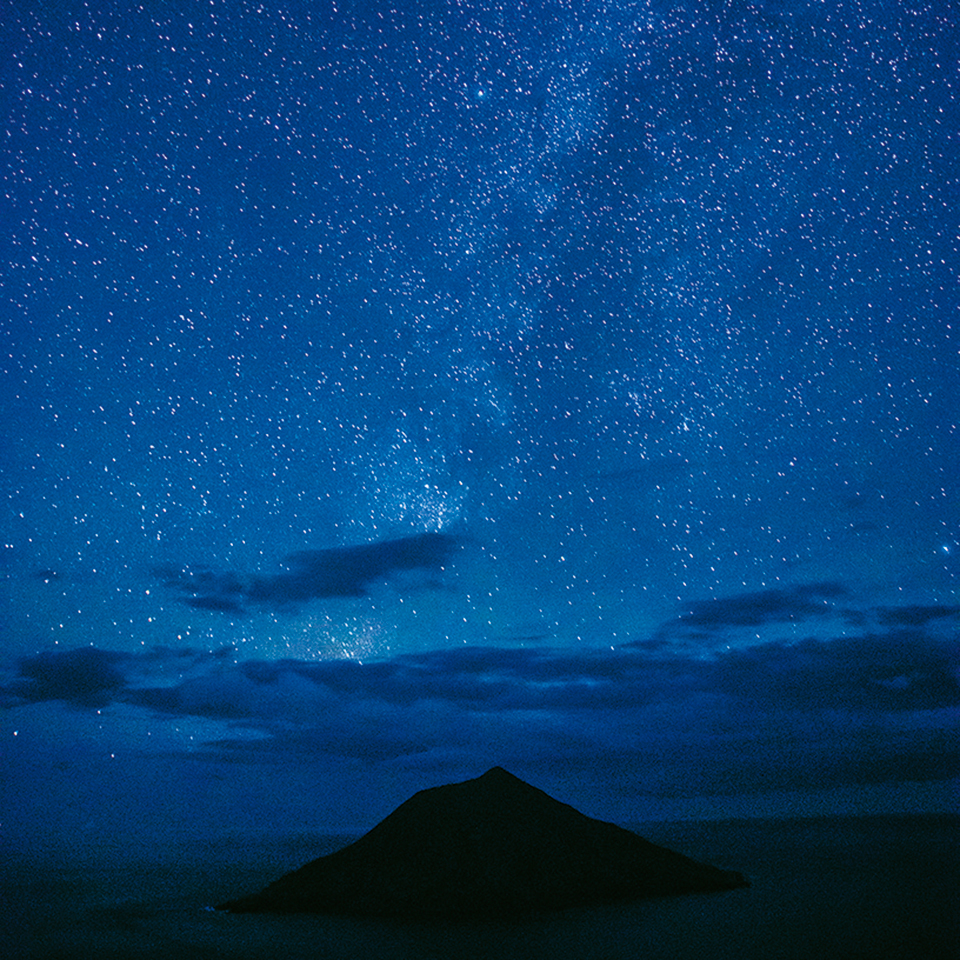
{"left": 3, "top": 814, "right": 956, "bottom": 959}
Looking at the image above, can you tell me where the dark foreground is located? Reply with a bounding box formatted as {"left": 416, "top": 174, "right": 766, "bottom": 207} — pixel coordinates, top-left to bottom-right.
{"left": 3, "top": 815, "right": 957, "bottom": 960}
{"left": 220, "top": 767, "right": 748, "bottom": 919}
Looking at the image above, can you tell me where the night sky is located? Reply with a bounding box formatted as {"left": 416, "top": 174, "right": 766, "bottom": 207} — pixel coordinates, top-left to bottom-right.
{"left": 2, "top": 0, "right": 958, "bottom": 858}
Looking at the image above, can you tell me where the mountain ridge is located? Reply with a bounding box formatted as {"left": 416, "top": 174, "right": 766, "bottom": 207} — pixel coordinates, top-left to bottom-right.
{"left": 218, "top": 766, "right": 749, "bottom": 920}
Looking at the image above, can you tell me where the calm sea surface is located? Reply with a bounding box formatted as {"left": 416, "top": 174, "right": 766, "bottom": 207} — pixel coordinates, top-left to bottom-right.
{"left": 2, "top": 815, "right": 957, "bottom": 959}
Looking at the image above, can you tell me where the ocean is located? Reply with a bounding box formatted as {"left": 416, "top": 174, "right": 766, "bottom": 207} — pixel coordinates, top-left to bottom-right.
{"left": 2, "top": 815, "right": 956, "bottom": 959}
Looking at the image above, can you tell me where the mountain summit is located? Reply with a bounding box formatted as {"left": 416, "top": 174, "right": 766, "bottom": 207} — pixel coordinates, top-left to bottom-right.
{"left": 218, "top": 766, "right": 748, "bottom": 919}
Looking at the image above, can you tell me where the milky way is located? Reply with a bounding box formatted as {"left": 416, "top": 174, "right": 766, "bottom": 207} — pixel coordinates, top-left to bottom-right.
{"left": 2, "top": 1, "right": 957, "bottom": 838}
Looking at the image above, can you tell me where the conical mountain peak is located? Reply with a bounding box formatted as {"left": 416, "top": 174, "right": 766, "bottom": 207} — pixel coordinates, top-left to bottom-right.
{"left": 219, "top": 768, "right": 748, "bottom": 920}
{"left": 478, "top": 765, "right": 515, "bottom": 781}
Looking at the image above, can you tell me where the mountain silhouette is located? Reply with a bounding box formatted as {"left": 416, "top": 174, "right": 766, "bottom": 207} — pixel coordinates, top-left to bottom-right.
{"left": 218, "top": 766, "right": 749, "bottom": 919}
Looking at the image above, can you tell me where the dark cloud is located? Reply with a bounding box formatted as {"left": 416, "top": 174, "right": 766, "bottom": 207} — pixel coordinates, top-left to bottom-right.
{"left": 706, "top": 632, "right": 960, "bottom": 712}
{"left": 5, "top": 627, "right": 956, "bottom": 797}
{"left": 154, "top": 532, "right": 464, "bottom": 614}
{"left": 151, "top": 564, "right": 245, "bottom": 595}
{"left": 4, "top": 648, "right": 131, "bottom": 708}
{"left": 247, "top": 533, "right": 463, "bottom": 603}
{"left": 263, "top": 645, "right": 693, "bottom": 713}
{"left": 126, "top": 679, "right": 257, "bottom": 720}
{"left": 9, "top": 630, "right": 957, "bottom": 721}
{"left": 185, "top": 595, "right": 247, "bottom": 614}
{"left": 661, "top": 582, "right": 849, "bottom": 632}
{"left": 875, "top": 604, "right": 960, "bottom": 627}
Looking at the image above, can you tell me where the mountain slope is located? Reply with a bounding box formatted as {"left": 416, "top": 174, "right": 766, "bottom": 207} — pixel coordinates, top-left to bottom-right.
{"left": 218, "top": 766, "right": 749, "bottom": 919}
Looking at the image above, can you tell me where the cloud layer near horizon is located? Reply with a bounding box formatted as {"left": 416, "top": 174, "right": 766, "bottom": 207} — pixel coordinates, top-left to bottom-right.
{"left": 5, "top": 607, "right": 957, "bottom": 801}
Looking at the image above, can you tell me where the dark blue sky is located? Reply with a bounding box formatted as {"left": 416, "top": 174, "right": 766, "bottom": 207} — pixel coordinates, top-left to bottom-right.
{"left": 2, "top": 0, "right": 958, "bottom": 855}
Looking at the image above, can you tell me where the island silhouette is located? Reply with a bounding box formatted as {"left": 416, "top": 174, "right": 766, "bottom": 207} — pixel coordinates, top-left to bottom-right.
{"left": 218, "top": 766, "right": 748, "bottom": 919}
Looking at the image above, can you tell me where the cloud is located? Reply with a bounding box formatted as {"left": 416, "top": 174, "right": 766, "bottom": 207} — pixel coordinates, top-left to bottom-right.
{"left": 4, "top": 615, "right": 957, "bottom": 801}
{"left": 230, "top": 634, "right": 958, "bottom": 795}
{"left": 185, "top": 595, "right": 247, "bottom": 614}
{"left": 248, "top": 533, "right": 463, "bottom": 603}
{"left": 875, "top": 605, "right": 960, "bottom": 627}
{"left": 127, "top": 675, "right": 261, "bottom": 720}
{"left": 153, "top": 532, "right": 464, "bottom": 614}
{"left": 7, "top": 629, "right": 957, "bottom": 724}
{"left": 705, "top": 631, "right": 960, "bottom": 712}
{"left": 3, "top": 648, "right": 131, "bottom": 707}
{"left": 659, "top": 582, "right": 849, "bottom": 633}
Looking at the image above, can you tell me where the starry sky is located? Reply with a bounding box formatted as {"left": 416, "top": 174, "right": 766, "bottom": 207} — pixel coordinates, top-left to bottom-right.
{"left": 2, "top": 0, "right": 958, "bottom": 857}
